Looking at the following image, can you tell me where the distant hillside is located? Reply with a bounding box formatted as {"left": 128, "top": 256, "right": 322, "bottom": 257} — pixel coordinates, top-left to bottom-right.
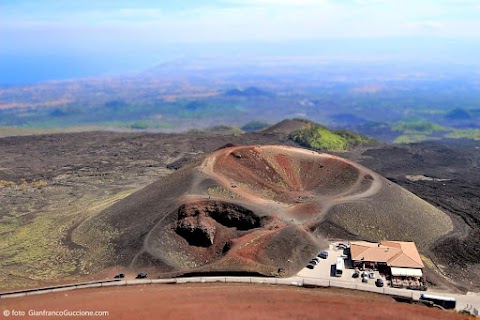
{"left": 288, "top": 121, "right": 377, "bottom": 151}
{"left": 261, "top": 119, "right": 312, "bottom": 134}
{"left": 445, "top": 108, "right": 472, "bottom": 121}
{"left": 241, "top": 121, "right": 270, "bottom": 132}
{"left": 1, "top": 60, "right": 479, "bottom": 144}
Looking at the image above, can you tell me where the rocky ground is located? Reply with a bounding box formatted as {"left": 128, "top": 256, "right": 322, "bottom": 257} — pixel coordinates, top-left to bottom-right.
{"left": 0, "top": 129, "right": 478, "bottom": 291}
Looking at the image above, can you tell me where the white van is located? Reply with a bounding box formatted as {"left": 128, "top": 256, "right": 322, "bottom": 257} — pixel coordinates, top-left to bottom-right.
{"left": 335, "top": 257, "right": 344, "bottom": 277}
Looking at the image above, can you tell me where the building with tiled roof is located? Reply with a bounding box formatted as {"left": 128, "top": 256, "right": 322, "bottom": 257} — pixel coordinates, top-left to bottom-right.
{"left": 350, "top": 240, "right": 424, "bottom": 278}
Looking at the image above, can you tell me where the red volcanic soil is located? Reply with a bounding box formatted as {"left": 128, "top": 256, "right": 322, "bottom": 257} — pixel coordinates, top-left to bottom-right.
{"left": 0, "top": 284, "right": 465, "bottom": 320}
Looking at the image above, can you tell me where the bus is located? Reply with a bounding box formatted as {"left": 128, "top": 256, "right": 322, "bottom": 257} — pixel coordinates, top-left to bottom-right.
{"left": 335, "top": 257, "right": 344, "bottom": 277}
{"left": 419, "top": 294, "right": 456, "bottom": 310}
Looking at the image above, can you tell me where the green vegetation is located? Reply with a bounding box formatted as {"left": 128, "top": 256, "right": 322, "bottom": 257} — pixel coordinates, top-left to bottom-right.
{"left": 0, "top": 212, "right": 81, "bottom": 283}
{"left": 0, "top": 185, "right": 134, "bottom": 289}
{"left": 290, "top": 123, "right": 376, "bottom": 151}
{"left": 392, "top": 121, "right": 448, "bottom": 134}
{"left": 390, "top": 119, "right": 480, "bottom": 143}
{"left": 335, "top": 129, "right": 377, "bottom": 147}
{"left": 445, "top": 129, "right": 480, "bottom": 140}
{"left": 74, "top": 220, "right": 120, "bottom": 275}
{"left": 390, "top": 120, "right": 449, "bottom": 144}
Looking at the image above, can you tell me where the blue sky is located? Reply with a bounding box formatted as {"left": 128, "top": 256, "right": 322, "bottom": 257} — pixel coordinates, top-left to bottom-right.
{"left": 1, "top": 0, "right": 479, "bottom": 83}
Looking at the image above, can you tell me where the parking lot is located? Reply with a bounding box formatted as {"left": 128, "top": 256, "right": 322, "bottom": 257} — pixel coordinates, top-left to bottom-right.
{"left": 297, "top": 241, "right": 387, "bottom": 288}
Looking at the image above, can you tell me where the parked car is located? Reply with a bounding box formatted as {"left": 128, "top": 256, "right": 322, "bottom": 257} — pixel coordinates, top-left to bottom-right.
{"left": 309, "top": 260, "right": 319, "bottom": 265}
{"left": 368, "top": 272, "right": 375, "bottom": 279}
{"left": 352, "top": 271, "right": 360, "bottom": 278}
{"left": 362, "top": 277, "right": 368, "bottom": 283}
{"left": 306, "top": 264, "right": 314, "bottom": 269}
{"left": 339, "top": 254, "right": 348, "bottom": 259}
{"left": 361, "top": 271, "right": 368, "bottom": 278}
{"left": 311, "top": 257, "right": 320, "bottom": 262}
{"left": 114, "top": 273, "right": 125, "bottom": 279}
{"left": 337, "top": 243, "right": 348, "bottom": 250}
{"left": 136, "top": 272, "right": 148, "bottom": 279}
{"left": 375, "top": 279, "right": 384, "bottom": 287}
{"left": 318, "top": 251, "right": 328, "bottom": 259}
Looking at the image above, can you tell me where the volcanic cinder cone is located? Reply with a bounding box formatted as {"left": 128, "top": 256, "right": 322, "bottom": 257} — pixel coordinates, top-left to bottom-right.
{"left": 93, "top": 145, "right": 453, "bottom": 276}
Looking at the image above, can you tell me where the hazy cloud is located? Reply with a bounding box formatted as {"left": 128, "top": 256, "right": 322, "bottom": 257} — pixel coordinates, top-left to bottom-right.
{"left": 1, "top": 0, "right": 479, "bottom": 54}
{"left": 406, "top": 20, "right": 444, "bottom": 30}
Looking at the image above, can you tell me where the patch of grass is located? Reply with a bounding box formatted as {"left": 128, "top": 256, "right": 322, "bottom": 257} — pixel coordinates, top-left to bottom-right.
{"left": 0, "top": 214, "right": 80, "bottom": 280}
{"left": 73, "top": 220, "right": 119, "bottom": 274}
{"left": 71, "top": 190, "right": 134, "bottom": 274}
{"left": 0, "top": 188, "right": 135, "bottom": 289}
{"left": 0, "top": 215, "right": 21, "bottom": 234}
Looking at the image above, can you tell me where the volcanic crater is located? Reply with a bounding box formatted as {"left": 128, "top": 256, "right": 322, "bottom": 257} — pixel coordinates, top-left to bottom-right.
{"left": 95, "top": 145, "right": 453, "bottom": 276}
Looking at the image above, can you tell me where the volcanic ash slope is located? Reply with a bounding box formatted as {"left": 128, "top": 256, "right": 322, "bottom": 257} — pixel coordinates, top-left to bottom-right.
{"left": 93, "top": 145, "right": 453, "bottom": 276}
